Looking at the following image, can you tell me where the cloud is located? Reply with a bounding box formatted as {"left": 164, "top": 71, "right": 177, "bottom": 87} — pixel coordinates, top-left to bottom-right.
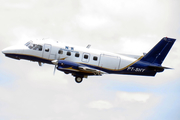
{"left": 113, "top": 91, "right": 160, "bottom": 120}
{"left": 0, "top": 0, "right": 180, "bottom": 120}
{"left": 88, "top": 100, "right": 113, "bottom": 110}
{"left": 76, "top": 15, "right": 110, "bottom": 30}
{"left": 86, "top": 91, "right": 160, "bottom": 120}
{"left": 116, "top": 91, "right": 150, "bottom": 102}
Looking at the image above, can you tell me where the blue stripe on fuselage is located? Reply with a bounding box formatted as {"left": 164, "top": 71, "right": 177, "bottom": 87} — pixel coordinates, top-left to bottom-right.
{"left": 5, "top": 53, "right": 156, "bottom": 76}
{"left": 81, "top": 60, "right": 157, "bottom": 76}
{"left": 5, "top": 53, "right": 52, "bottom": 64}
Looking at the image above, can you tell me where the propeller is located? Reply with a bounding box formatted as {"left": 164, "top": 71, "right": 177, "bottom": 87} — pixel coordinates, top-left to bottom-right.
{"left": 51, "top": 58, "right": 66, "bottom": 75}
{"left": 52, "top": 60, "right": 58, "bottom": 75}
{"left": 53, "top": 65, "right": 57, "bottom": 75}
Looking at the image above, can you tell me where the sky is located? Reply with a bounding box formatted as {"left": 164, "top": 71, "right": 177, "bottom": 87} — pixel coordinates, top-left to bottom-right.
{"left": 0, "top": 0, "right": 180, "bottom": 120}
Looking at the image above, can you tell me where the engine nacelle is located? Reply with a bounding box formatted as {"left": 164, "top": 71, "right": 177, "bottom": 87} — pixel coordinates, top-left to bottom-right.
{"left": 57, "top": 60, "right": 80, "bottom": 70}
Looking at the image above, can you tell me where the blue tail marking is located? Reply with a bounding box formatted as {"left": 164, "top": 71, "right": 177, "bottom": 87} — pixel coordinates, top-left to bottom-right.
{"left": 141, "top": 37, "right": 176, "bottom": 65}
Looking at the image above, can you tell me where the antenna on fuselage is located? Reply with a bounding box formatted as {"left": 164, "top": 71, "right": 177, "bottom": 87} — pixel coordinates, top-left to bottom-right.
{"left": 86, "top": 44, "right": 91, "bottom": 49}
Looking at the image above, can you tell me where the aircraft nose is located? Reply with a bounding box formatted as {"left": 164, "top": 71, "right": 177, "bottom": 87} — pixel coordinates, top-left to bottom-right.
{"left": 2, "top": 48, "right": 9, "bottom": 54}
{"left": 2, "top": 46, "right": 18, "bottom": 54}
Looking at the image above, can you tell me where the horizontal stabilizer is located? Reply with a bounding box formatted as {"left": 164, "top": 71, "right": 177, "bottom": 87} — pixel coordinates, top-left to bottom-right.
{"left": 147, "top": 65, "right": 172, "bottom": 72}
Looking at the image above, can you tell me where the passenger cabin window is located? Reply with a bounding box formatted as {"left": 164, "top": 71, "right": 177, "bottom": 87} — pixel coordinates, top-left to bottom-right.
{"left": 84, "top": 55, "right": 88, "bottom": 59}
{"left": 45, "top": 48, "right": 49, "bottom": 52}
{"left": 67, "top": 51, "right": 71, "bottom": 56}
{"left": 75, "top": 53, "right": 80, "bottom": 57}
{"left": 93, "top": 56, "right": 98, "bottom": 61}
{"left": 58, "top": 50, "right": 63, "bottom": 54}
{"left": 25, "top": 41, "right": 42, "bottom": 51}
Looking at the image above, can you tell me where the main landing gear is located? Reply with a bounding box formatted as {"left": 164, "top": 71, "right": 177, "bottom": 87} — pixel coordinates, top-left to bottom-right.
{"left": 75, "top": 77, "right": 83, "bottom": 83}
{"left": 73, "top": 74, "right": 87, "bottom": 83}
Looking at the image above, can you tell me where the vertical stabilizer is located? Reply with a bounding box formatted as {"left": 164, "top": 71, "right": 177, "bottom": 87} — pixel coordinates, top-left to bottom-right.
{"left": 141, "top": 37, "right": 176, "bottom": 65}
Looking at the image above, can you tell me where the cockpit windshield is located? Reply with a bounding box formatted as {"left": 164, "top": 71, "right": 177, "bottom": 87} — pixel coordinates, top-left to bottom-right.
{"left": 25, "top": 41, "right": 43, "bottom": 51}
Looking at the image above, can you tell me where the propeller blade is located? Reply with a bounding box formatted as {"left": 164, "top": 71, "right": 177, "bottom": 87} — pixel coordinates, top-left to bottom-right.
{"left": 52, "top": 60, "right": 58, "bottom": 75}
{"left": 53, "top": 65, "right": 57, "bottom": 75}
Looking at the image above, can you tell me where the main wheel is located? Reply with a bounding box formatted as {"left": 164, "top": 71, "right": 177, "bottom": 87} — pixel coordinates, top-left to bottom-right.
{"left": 75, "top": 77, "right": 83, "bottom": 83}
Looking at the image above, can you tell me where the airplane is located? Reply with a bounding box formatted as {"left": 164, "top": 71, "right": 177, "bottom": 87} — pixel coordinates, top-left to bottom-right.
{"left": 2, "top": 37, "right": 176, "bottom": 83}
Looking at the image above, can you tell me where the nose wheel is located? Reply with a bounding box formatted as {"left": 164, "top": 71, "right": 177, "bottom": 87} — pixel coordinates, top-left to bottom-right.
{"left": 75, "top": 77, "right": 83, "bottom": 83}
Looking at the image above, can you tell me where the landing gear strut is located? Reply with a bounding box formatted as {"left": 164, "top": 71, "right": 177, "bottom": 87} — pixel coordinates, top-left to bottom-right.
{"left": 75, "top": 77, "right": 83, "bottom": 83}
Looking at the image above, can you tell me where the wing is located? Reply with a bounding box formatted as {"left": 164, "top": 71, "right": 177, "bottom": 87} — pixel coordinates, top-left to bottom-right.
{"left": 52, "top": 60, "right": 106, "bottom": 75}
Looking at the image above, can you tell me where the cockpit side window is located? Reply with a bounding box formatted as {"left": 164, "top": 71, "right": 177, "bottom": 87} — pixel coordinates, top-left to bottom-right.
{"left": 33, "top": 44, "right": 42, "bottom": 51}
{"left": 38, "top": 45, "right": 42, "bottom": 51}
{"left": 25, "top": 41, "right": 42, "bottom": 51}
{"left": 33, "top": 44, "right": 37, "bottom": 50}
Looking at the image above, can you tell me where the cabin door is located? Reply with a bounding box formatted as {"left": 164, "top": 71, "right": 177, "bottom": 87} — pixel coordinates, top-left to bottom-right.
{"left": 99, "top": 54, "right": 121, "bottom": 70}
{"left": 43, "top": 44, "right": 51, "bottom": 59}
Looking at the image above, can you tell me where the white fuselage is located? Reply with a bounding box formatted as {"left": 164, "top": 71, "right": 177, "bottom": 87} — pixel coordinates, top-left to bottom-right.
{"left": 35, "top": 40, "right": 139, "bottom": 71}
{"left": 2, "top": 39, "right": 140, "bottom": 72}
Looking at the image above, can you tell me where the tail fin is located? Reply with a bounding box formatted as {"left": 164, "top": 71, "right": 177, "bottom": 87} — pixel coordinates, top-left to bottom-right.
{"left": 141, "top": 37, "right": 176, "bottom": 65}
